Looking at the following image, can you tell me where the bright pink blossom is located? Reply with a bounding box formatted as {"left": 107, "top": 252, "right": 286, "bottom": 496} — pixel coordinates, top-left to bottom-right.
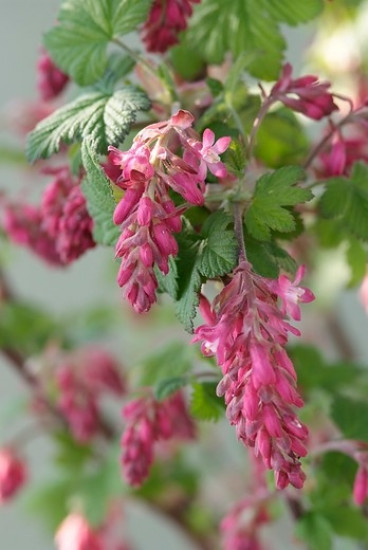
{"left": 55, "top": 513, "right": 102, "bottom": 550}
{"left": 359, "top": 272, "right": 368, "bottom": 314}
{"left": 0, "top": 448, "right": 26, "bottom": 503}
{"left": 271, "top": 63, "right": 338, "bottom": 120}
{"left": 105, "top": 109, "right": 230, "bottom": 313}
{"left": 194, "top": 261, "right": 314, "bottom": 489}
{"left": 141, "top": 0, "right": 201, "bottom": 53}
{"left": 121, "top": 391, "right": 195, "bottom": 486}
{"left": 316, "top": 127, "right": 368, "bottom": 178}
{"left": 37, "top": 49, "right": 69, "bottom": 101}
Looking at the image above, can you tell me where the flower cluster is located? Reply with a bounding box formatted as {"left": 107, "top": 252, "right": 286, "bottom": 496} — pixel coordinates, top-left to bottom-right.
{"left": 193, "top": 262, "right": 314, "bottom": 489}
{"left": 221, "top": 497, "right": 269, "bottom": 550}
{"left": 271, "top": 63, "right": 338, "bottom": 120}
{"left": 0, "top": 448, "right": 27, "bottom": 504}
{"left": 121, "top": 390, "right": 195, "bottom": 486}
{"left": 54, "top": 346, "right": 125, "bottom": 443}
{"left": 141, "top": 0, "right": 200, "bottom": 53}
{"left": 104, "top": 109, "right": 230, "bottom": 313}
{"left": 1, "top": 166, "right": 95, "bottom": 266}
{"left": 37, "top": 49, "right": 69, "bottom": 101}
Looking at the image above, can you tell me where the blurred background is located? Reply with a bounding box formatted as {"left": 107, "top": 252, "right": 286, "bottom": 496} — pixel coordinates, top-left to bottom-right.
{"left": 1, "top": 1, "right": 368, "bottom": 548}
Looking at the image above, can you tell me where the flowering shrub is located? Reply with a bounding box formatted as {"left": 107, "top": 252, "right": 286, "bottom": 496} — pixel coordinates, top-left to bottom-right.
{"left": 1, "top": 1, "right": 368, "bottom": 549}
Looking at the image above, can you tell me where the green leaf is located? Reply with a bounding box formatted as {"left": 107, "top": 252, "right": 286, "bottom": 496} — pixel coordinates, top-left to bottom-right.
{"left": 245, "top": 166, "right": 312, "bottom": 241}
{"left": 184, "top": 0, "right": 322, "bottom": 80}
{"left": 170, "top": 43, "right": 206, "bottom": 81}
{"left": 331, "top": 395, "right": 368, "bottom": 442}
{"left": 53, "top": 431, "right": 93, "bottom": 471}
{"left": 323, "top": 507, "right": 368, "bottom": 540}
{"left": 175, "top": 226, "right": 203, "bottom": 332}
{"left": 190, "top": 382, "right": 224, "bottom": 421}
{"left": 138, "top": 342, "right": 193, "bottom": 387}
{"left": 26, "top": 87, "right": 151, "bottom": 162}
{"left": 25, "top": 479, "right": 73, "bottom": 532}
{"left": 81, "top": 139, "right": 120, "bottom": 246}
{"left": 245, "top": 233, "right": 297, "bottom": 278}
{"left": 255, "top": 108, "right": 310, "bottom": 169}
{"left": 154, "top": 376, "right": 188, "bottom": 401}
{"left": 155, "top": 257, "right": 178, "bottom": 299}
{"left": 295, "top": 513, "right": 333, "bottom": 550}
{"left": 319, "top": 162, "right": 368, "bottom": 241}
{"left": 224, "top": 138, "right": 247, "bottom": 177}
{"left": 44, "top": 0, "right": 151, "bottom": 85}
{"left": 199, "top": 211, "right": 238, "bottom": 278}
{"left": 346, "top": 238, "right": 367, "bottom": 287}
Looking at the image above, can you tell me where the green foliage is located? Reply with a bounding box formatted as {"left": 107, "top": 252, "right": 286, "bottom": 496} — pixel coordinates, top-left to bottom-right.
{"left": 138, "top": 341, "right": 193, "bottom": 387}
{"left": 175, "top": 213, "right": 238, "bottom": 332}
{"left": 190, "top": 382, "right": 224, "bottom": 421}
{"left": 26, "top": 87, "right": 151, "bottom": 162}
{"left": 331, "top": 395, "right": 368, "bottom": 442}
{"left": 25, "top": 479, "right": 74, "bottom": 532}
{"left": 224, "top": 138, "right": 247, "bottom": 177}
{"left": 255, "top": 108, "right": 310, "bottom": 168}
{"left": 81, "top": 139, "right": 121, "bottom": 246}
{"left": 346, "top": 238, "right": 367, "bottom": 287}
{"left": 0, "top": 302, "right": 60, "bottom": 356}
{"left": 319, "top": 162, "right": 368, "bottom": 241}
{"left": 53, "top": 431, "right": 93, "bottom": 471}
{"left": 44, "top": 0, "right": 151, "bottom": 85}
{"left": 155, "top": 257, "right": 178, "bottom": 299}
{"left": 184, "top": 0, "right": 323, "bottom": 80}
{"left": 289, "top": 345, "right": 363, "bottom": 395}
{"left": 244, "top": 166, "right": 312, "bottom": 240}
{"left": 295, "top": 512, "right": 333, "bottom": 550}
{"left": 199, "top": 211, "right": 238, "bottom": 278}
{"left": 245, "top": 232, "right": 297, "bottom": 278}
{"left": 154, "top": 376, "right": 188, "bottom": 401}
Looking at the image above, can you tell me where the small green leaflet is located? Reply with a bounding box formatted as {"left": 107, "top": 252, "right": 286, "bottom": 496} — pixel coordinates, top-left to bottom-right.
{"left": 244, "top": 165, "right": 312, "bottom": 241}
{"left": 175, "top": 213, "right": 238, "bottom": 332}
{"left": 245, "top": 233, "right": 297, "bottom": 278}
{"left": 138, "top": 341, "right": 193, "bottom": 387}
{"left": 184, "top": 0, "right": 323, "bottom": 80}
{"left": 26, "top": 87, "right": 151, "bottom": 162}
{"left": 319, "top": 162, "right": 368, "bottom": 241}
{"left": 190, "top": 382, "right": 224, "bottom": 421}
{"left": 44, "top": 0, "right": 152, "bottom": 85}
{"left": 295, "top": 513, "right": 333, "bottom": 550}
{"left": 154, "top": 376, "right": 188, "bottom": 401}
{"left": 81, "top": 138, "right": 120, "bottom": 246}
{"left": 331, "top": 395, "right": 368, "bottom": 442}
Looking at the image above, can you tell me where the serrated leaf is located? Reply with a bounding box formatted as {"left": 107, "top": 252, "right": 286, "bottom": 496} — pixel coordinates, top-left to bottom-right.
{"left": 81, "top": 138, "right": 120, "bottom": 246}
{"left": 331, "top": 395, "right": 368, "bottom": 442}
{"left": 26, "top": 87, "right": 150, "bottom": 162}
{"left": 245, "top": 166, "right": 311, "bottom": 241}
{"left": 154, "top": 376, "right": 188, "bottom": 401}
{"left": 190, "top": 382, "right": 224, "bottom": 421}
{"left": 44, "top": 0, "right": 151, "bottom": 86}
{"left": 175, "top": 226, "right": 203, "bottom": 332}
{"left": 199, "top": 211, "right": 238, "bottom": 278}
{"left": 319, "top": 162, "right": 368, "bottom": 241}
{"left": 138, "top": 342, "right": 193, "bottom": 387}
{"left": 184, "top": 0, "right": 322, "bottom": 80}
{"left": 155, "top": 257, "right": 178, "bottom": 299}
{"left": 245, "top": 234, "right": 297, "bottom": 278}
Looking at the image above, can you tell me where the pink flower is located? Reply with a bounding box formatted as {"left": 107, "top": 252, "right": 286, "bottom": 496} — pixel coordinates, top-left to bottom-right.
{"left": 105, "top": 109, "right": 230, "bottom": 313}
{"left": 194, "top": 261, "right": 314, "bottom": 489}
{"left": 353, "top": 465, "right": 368, "bottom": 506}
{"left": 141, "top": 0, "right": 201, "bottom": 53}
{"left": 37, "top": 49, "right": 69, "bottom": 101}
{"left": 316, "top": 125, "right": 368, "bottom": 178}
{"left": 271, "top": 63, "right": 338, "bottom": 120}
{"left": 55, "top": 513, "right": 102, "bottom": 550}
{"left": 121, "top": 391, "right": 195, "bottom": 486}
{"left": 41, "top": 166, "right": 95, "bottom": 264}
{"left": 0, "top": 448, "right": 26, "bottom": 503}
{"left": 360, "top": 272, "right": 368, "bottom": 314}
{"left": 221, "top": 497, "right": 269, "bottom": 550}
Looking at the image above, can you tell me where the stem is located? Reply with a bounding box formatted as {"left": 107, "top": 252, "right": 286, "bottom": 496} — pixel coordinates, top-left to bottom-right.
{"left": 247, "top": 96, "right": 275, "bottom": 160}
{"left": 233, "top": 202, "right": 246, "bottom": 261}
{"left": 112, "top": 38, "right": 159, "bottom": 80}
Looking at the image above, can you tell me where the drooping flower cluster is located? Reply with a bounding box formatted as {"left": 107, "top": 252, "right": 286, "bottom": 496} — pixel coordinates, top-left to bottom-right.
{"left": 193, "top": 262, "right": 314, "bottom": 489}
{"left": 221, "top": 497, "right": 269, "bottom": 550}
{"left": 1, "top": 166, "right": 95, "bottom": 266}
{"left": 0, "top": 448, "right": 27, "bottom": 503}
{"left": 270, "top": 63, "right": 338, "bottom": 120}
{"left": 104, "top": 109, "right": 230, "bottom": 313}
{"left": 55, "top": 346, "right": 125, "bottom": 443}
{"left": 121, "top": 390, "right": 196, "bottom": 486}
{"left": 37, "top": 49, "right": 69, "bottom": 101}
{"left": 141, "top": 0, "right": 200, "bottom": 53}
